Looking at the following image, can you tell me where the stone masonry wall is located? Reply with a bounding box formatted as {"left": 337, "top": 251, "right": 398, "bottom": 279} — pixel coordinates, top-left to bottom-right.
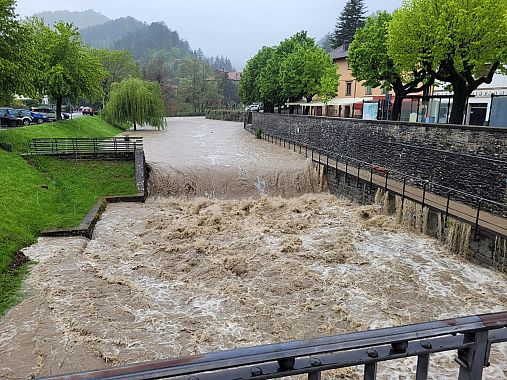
{"left": 251, "top": 113, "right": 507, "bottom": 213}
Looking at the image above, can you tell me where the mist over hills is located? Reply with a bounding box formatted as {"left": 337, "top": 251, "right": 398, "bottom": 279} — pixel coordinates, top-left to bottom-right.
{"left": 33, "top": 10, "right": 235, "bottom": 70}
{"left": 32, "top": 9, "right": 109, "bottom": 29}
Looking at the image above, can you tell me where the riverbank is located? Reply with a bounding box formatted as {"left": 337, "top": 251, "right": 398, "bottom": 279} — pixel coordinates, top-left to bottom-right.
{"left": 0, "top": 118, "right": 138, "bottom": 315}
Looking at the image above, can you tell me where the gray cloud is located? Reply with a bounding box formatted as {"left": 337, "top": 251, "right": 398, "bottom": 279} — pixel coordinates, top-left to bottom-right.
{"left": 16, "top": 0, "right": 403, "bottom": 69}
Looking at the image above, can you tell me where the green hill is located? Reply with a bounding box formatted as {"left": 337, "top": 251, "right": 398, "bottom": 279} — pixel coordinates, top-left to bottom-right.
{"left": 80, "top": 16, "right": 146, "bottom": 49}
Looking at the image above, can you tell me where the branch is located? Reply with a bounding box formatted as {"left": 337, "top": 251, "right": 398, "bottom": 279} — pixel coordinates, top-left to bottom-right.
{"left": 475, "top": 61, "right": 500, "bottom": 87}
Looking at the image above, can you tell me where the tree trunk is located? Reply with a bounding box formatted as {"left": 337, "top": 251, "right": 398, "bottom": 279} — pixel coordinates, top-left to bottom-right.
{"left": 133, "top": 120, "right": 137, "bottom": 131}
{"left": 56, "top": 97, "right": 63, "bottom": 121}
{"left": 391, "top": 91, "right": 404, "bottom": 121}
{"left": 449, "top": 90, "right": 467, "bottom": 125}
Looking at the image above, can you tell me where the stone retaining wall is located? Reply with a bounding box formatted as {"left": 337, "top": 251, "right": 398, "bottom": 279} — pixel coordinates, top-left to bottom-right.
{"left": 251, "top": 113, "right": 507, "bottom": 212}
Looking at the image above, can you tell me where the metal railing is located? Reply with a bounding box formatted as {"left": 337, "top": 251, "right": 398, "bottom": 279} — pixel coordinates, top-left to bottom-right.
{"left": 257, "top": 131, "right": 507, "bottom": 240}
{"left": 40, "top": 312, "right": 507, "bottom": 380}
{"left": 29, "top": 137, "right": 143, "bottom": 156}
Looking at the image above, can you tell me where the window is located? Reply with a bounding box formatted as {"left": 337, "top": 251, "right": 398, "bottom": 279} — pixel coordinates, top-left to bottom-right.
{"left": 365, "top": 86, "right": 372, "bottom": 95}
{"left": 346, "top": 81, "right": 352, "bottom": 96}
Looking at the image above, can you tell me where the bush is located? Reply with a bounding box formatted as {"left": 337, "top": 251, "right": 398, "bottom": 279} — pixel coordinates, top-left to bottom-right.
{"left": 255, "top": 128, "right": 263, "bottom": 139}
{"left": 205, "top": 109, "right": 246, "bottom": 122}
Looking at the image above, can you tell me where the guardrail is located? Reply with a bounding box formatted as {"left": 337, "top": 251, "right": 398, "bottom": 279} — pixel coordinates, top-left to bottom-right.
{"left": 39, "top": 312, "right": 507, "bottom": 380}
{"left": 258, "top": 131, "right": 507, "bottom": 240}
{"left": 29, "top": 137, "right": 143, "bottom": 156}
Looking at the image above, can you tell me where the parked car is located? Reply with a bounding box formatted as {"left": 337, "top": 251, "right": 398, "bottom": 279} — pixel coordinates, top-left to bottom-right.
{"left": 0, "top": 108, "right": 21, "bottom": 127}
{"left": 245, "top": 103, "right": 263, "bottom": 112}
{"left": 14, "top": 109, "right": 50, "bottom": 125}
{"left": 82, "top": 107, "right": 98, "bottom": 116}
{"left": 31, "top": 107, "right": 57, "bottom": 120}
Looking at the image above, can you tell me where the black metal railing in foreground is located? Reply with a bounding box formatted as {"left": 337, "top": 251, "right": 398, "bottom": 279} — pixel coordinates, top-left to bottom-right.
{"left": 40, "top": 312, "right": 507, "bottom": 380}
{"left": 29, "top": 137, "right": 144, "bottom": 156}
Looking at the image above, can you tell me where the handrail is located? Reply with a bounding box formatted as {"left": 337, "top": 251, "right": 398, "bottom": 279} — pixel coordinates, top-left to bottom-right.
{"left": 39, "top": 312, "right": 507, "bottom": 380}
{"left": 259, "top": 131, "right": 507, "bottom": 218}
{"left": 29, "top": 137, "right": 144, "bottom": 156}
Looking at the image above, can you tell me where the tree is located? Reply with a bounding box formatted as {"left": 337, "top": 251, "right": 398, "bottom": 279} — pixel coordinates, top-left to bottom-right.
{"left": 388, "top": 0, "right": 507, "bottom": 124}
{"left": 33, "top": 20, "right": 106, "bottom": 120}
{"left": 0, "top": 0, "right": 35, "bottom": 103}
{"left": 239, "top": 46, "right": 275, "bottom": 107}
{"left": 280, "top": 45, "right": 339, "bottom": 103}
{"left": 258, "top": 32, "right": 315, "bottom": 112}
{"left": 92, "top": 49, "right": 139, "bottom": 104}
{"left": 331, "top": 0, "right": 367, "bottom": 49}
{"left": 349, "top": 11, "right": 433, "bottom": 121}
{"left": 103, "top": 78, "right": 165, "bottom": 130}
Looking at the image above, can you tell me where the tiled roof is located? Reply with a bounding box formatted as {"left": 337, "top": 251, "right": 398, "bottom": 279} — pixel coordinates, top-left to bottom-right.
{"left": 227, "top": 72, "right": 242, "bottom": 81}
{"left": 330, "top": 44, "right": 349, "bottom": 60}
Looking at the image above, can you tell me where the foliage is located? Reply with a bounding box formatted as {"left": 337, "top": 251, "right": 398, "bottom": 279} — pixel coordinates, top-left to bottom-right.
{"left": 81, "top": 16, "right": 146, "bottom": 49}
{"left": 0, "top": 0, "right": 36, "bottom": 103}
{"left": 318, "top": 32, "right": 334, "bottom": 53}
{"left": 92, "top": 49, "right": 140, "bottom": 103}
{"left": 205, "top": 109, "right": 246, "bottom": 122}
{"left": 349, "top": 11, "right": 432, "bottom": 120}
{"left": 103, "top": 78, "right": 165, "bottom": 130}
{"left": 280, "top": 44, "right": 339, "bottom": 103}
{"left": 240, "top": 31, "right": 339, "bottom": 111}
{"left": 255, "top": 128, "right": 263, "bottom": 139}
{"left": 331, "top": 0, "right": 367, "bottom": 49}
{"left": 30, "top": 20, "right": 106, "bottom": 119}
{"left": 113, "top": 21, "right": 191, "bottom": 60}
{"left": 239, "top": 46, "right": 275, "bottom": 106}
{"left": 209, "top": 55, "right": 234, "bottom": 71}
{"left": 388, "top": 0, "right": 507, "bottom": 124}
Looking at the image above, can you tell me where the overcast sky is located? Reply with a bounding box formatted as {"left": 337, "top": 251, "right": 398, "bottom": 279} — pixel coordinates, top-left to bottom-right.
{"left": 16, "top": 0, "right": 403, "bottom": 69}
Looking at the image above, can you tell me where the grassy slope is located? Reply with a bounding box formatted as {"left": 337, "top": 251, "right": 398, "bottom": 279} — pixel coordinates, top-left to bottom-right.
{"left": 1, "top": 117, "right": 122, "bottom": 153}
{"left": 0, "top": 117, "right": 137, "bottom": 315}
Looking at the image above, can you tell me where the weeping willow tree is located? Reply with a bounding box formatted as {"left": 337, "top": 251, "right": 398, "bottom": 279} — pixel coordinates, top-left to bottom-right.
{"left": 103, "top": 78, "right": 165, "bottom": 130}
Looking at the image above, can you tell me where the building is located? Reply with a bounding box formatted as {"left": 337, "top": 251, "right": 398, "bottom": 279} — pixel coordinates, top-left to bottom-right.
{"left": 288, "top": 44, "right": 394, "bottom": 118}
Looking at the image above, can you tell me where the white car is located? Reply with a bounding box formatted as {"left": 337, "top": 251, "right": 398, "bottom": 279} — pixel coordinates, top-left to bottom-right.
{"left": 245, "top": 104, "right": 262, "bottom": 112}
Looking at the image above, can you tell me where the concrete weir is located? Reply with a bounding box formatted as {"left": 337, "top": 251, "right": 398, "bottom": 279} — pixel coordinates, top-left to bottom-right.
{"left": 0, "top": 117, "right": 506, "bottom": 379}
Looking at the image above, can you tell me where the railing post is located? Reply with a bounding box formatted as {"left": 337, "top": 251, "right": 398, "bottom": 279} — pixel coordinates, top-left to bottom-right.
{"left": 308, "top": 372, "right": 321, "bottom": 380}
{"left": 422, "top": 181, "right": 428, "bottom": 209}
{"left": 357, "top": 163, "right": 361, "bottom": 188}
{"left": 473, "top": 199, "right": 483, "bottom": 241}
{"left": 445, "top": 190, "right": 452, "bottom": 225}
{"left": 369, "top": 167, "right": 373, "bottom": 194}
{"left": 305, "top": 145, "right": 307, "bottom": 158}
{"left": 457, "top": 331, "right": 489, "bottom": 380}
{"left": 345, "top": 160, "right": 349, "bottom": 185}
{"left": 364, "top": 363, "right": 377, "bottom": 380}
{"left": 416, "top": 354, "right": 430, "bottom": 380}
{"left": 401, "top": 176, "right": 407, "bottom": 210}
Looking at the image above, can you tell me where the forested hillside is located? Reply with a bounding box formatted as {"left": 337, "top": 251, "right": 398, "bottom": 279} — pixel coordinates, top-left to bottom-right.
{"left": 80, "top": 17, "right": 145, "bottom": 49}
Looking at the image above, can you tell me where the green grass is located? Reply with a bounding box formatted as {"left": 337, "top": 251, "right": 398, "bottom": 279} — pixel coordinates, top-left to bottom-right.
{"left": 0, "top": 117, "right": 137, "bottom": 316}
{"left": 0, "top": 116, "right": 124, "bottom": 153}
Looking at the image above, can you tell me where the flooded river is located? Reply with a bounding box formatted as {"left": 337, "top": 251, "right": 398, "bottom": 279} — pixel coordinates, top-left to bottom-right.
{"left": 0, "top": 118, "right": 506, "bottom": 379}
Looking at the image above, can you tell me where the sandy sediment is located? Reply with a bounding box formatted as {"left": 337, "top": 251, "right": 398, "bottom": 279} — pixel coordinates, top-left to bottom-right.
{"left": 1, "top": 194, "right": 506, "bottom": 379}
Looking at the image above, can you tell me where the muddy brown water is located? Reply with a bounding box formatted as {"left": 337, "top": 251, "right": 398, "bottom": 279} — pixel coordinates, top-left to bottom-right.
{"left": 0, "top": 118, "right": 506, "bottom": 379}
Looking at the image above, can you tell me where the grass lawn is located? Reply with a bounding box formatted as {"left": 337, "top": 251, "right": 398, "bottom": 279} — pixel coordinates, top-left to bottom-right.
{"left": 0, "top": 117, "right": 138, "bottom": 315}
{"left": 0, "top": 116, "right": 123, "bottom": 153}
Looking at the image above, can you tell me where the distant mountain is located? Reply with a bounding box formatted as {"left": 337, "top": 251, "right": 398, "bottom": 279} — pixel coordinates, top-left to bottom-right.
{"left": 112, "top": 22, "right": 191, "bottom": 59}
{"left": 81, "top": 17, "right": 146, "bottom": 49}
{"left": 33, "top": 9, "right": 109, "bottom": 29}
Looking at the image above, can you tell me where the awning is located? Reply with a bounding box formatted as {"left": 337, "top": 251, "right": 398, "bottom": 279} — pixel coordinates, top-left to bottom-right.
{"left": 286, "top": 97, "right": 374, "bottom": 108}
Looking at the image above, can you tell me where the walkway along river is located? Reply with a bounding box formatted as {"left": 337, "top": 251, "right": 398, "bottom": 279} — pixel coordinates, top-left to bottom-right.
{"left": 0, "top": 118, "right": 506, "bottom": 379}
